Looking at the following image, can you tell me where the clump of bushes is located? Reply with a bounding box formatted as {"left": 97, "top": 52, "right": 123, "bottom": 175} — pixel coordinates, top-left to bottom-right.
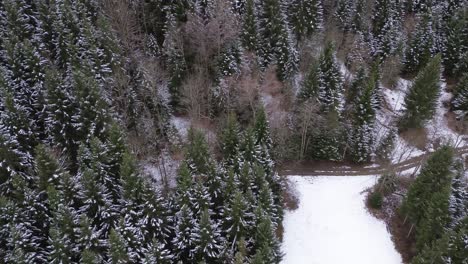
{"left": 368, "top": 191, "right": 384, "bottom": 209}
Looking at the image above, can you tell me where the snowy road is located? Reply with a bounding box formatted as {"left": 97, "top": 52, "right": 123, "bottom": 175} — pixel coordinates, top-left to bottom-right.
{"left": 282, "top": 176, "right": 403, "bottom": 264}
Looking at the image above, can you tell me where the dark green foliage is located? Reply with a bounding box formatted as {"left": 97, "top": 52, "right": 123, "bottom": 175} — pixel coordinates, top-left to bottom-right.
{"left": 288, "top": 0, "right": 322, "bottom": 41}
{"left": 347, "top": 66, "right": 379, "bottom": 163}
{"left": 399, "top": 54, "right": 442, "bottom": 131}
{"left": 317, "top": 42, "right": 343, "bottom": 114}
{"left": 451, "top": 72, "right": 468, "bottom": 116}
{"left": 368, "top": 191, "right": 383, "bottom": 209}
{"left": 257, "top": 0, "right": 297, "bottom": 80}
{"left": 443, "top": 8, "right": 468, "bottom": 79}
{"left": 404, "top": 12, "right": 436, "bottom": 75}
{"left": 298, "top": 60, "right": 319, "bottom": 102}
{"left": 241, "top": 0, "right": 258, "bottom": 52}
{"left": 401, "top": 146, "right": 454, "bottom": 249}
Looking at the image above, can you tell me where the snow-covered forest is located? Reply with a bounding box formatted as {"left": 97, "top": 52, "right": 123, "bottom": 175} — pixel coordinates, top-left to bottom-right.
{"left": 0, "top": 0, "right": 466, "bottom": 263}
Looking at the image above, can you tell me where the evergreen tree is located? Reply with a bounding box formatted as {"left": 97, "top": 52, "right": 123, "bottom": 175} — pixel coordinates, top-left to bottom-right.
{"left": 253, "top": 213, "right": 282, "bottom": 263}
{"left": 288, "top": 0, "right": 322, "bottom": 41}
{"left": 172, "top": 204, "right": 197, "bottom": 262}
{"left": 415, "top": 184, "right": 451, "bottom": 249}
{"left": 241, "top": 0, "right": 258, "bottom": 52}
{"left": 348, "top": 67, "right": 379, "bottom": 163}
{"left": 108, "top": 228, "right": 130, "bottom": 264}
{"left": 257, "top": 0, "right": 297, "bottom": 80}
{"left": 298, "top": 60, "right": 319, "bottom": 102}
{"left": 398, "top": 54, "right": 442, "bottom": 131}
{"left": 401, "top": 146, "right": 454, "bottom": 236}
{"left": 222, "top": 190, "right": 251, "bottom": 245}
{"left": 335, "top": 0, "right": 353, "bottom": 32}
{"left": 451, "top": 72, "right": 468, "bottom": 116}
{"left": 143, "top": 238, "right": 173, "bottom": 264}
{"left": 186, "top": 128, "right": 216, "bottom": 176}
{"left": 317, "top": 42, "right": 344, "bottom": 114}
{"left": 165, "top": 19, "right": 187, "bottom": 111}
{"left": 192, "top": 208, "right": 223, "bottom": 262}
{"left": 351, "top": 0, "right": 366, "bottom": 33}
{"left": 404, "top": 11, "right": 436, "bottom": 75}
{"left": 443, "top": 8, "right": 468, "bottom": 79}
{"left": 371, "top": 0, "right": 402, "bottom": 59}
{"left": 220, "top": 112, "right": 241, "bottom": 167}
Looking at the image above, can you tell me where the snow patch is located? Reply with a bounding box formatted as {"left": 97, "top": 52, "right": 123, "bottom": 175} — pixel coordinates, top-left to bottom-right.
{"left": 171, "top": 116, "right": 191, "bottom": 139}
{"left": 282, "top": 176, "right": 403, "bottom": 264}
{"left": 391, "top": 136, "right": 425, "bottom": 164}
{"left": 142, "top": 151, "right": 180, "bottom": 189}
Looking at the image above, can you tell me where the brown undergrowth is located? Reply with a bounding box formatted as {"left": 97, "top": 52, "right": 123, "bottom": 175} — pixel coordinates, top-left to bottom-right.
{"left": 366, "top": 177, "right": 417, "bottom": 264}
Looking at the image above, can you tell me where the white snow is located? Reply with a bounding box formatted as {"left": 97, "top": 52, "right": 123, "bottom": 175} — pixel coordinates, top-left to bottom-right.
{"left": 282, "top": 176, "right": 403, "bottom": 264}
{"left": 142, "top": 150, "right": 180, "bottom": 189}
{"left": 171, "top": 116, "right": 191, "bottom": 138}
{"left": 384, "top": 78, "right": 411, "bottom": 113}
{"left": 391, "top": 136, "right": 425, "bottom": 164}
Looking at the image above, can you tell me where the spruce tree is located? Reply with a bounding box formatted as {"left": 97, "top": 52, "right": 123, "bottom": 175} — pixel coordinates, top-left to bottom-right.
{"left": 143, "top": 238, "right": 173, "bottom": 264}
{"left": 317, "top": 42, "right": 344, "bottom": 114}
{"left": 288, "top": 0, "right": 322, "bottom": 41}
{"left": 443, "top": 8, "right": 468, "bottom": 79}
{"left": 348, "top": 67, "right": 379, "bottom": 163}
{"left": 108, "top": 228, "right": 130, "bottom": 264}
{"left": 401, "top": 146, "right": 454, "bottom": 232}
{"left": 241, "top": 0, "right": 258, "bottom": 52}
{"left": 298, "top": 60, "right": 319, "bottom": 102}
{"left": 404, "top": 11, "right": 436, "bottom": 75}
{"left": 398, "top": 54, "right": 442, "bottom": 131}
{"left": 192, "top": 208, "right": 223, "bottom": 262}
{"left": 253, "top": 213, "right": 282, "bottom": 263}
{"left": 451, "top": 72, "right": 468, "bottom": 116}
{"left": 257, "top": 0, "right": 297, "bottom": 80}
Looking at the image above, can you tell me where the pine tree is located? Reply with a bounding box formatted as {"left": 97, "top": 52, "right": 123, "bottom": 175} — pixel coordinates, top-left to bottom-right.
{"left": 222, "top": 190, "right": 250, "bottom": 245}
{"left": 317, "top": 42, "right": 344, "bottom": 114}
{"left": 165, "top": 29, "right": 187, "bottom": 111}
{"left": 399, "top": 54, "right": 442, "bottom": 131}
{"left": 451, "top": 72, "right": 468, "bottom": 116}
{"left": 186, "top": 128, "right": 216, "bottom": 176}
{"left": 220, "top": 112, "right": 241, "bottom": 167}
{"left": 241, "top": 0, "right": 258, "bottom": 52}
{"left": 108, "top": 228, "right": 130, "bottom": 264}
{"left": 34, "top": 144, "right": 60, "bottom": 193}
{"left": 371, "top": 0, "right": 402, "bottom": 59}
{"left": 335, "top": 0, "right": 353, "bottom": 32}
{"left": 172, "top": 204, "right": 197, "bottom": 262}
{"left": 288, "top": 0, "right": 322, "bottom": 41}
{"left": 443, "top": 8, "right": 468, "bottom": 79}
{"left": 257, "top": 0, "right": 297, "bottom": 80}
{"left": 192, "top": 208, "right": 223, "bottom": 262}
{"left": 143, "top": 238, "right": 173, "bottom": 264}
{"left": 44, "top": 68, "right": 81, "bottom": 165}
{"left": 415, "top": 184, "right": 451, "bottom": 249}
{"left": 253, "top": 213, "right": 282, "bottom": 263}
{"left": 298, "top": 60, "right": 319, "bottom": 102}
{"left": 348, "top": 67, "right": 379, "bottom": 163}
{"left": 351, "top": 0, "right": 366, "bottom": 33}
{"left": 401, "top": 146, "right": 454, "bottom": 231}
{"left": 404, "top": 11, "right": 436, "bottom": 75}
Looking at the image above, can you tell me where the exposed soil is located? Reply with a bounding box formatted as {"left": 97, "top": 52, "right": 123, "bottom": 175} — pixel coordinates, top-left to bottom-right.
{"left": 278, "top": 145, "right": 468, "bottom": 177}
{"left": 399, "top": 128, "right": 428, "bottom": 150}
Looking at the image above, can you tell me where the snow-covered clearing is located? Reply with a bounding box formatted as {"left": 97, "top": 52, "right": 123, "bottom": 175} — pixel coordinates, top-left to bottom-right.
{"left": 282, "top": 176, "right": 402, "bottom": 264}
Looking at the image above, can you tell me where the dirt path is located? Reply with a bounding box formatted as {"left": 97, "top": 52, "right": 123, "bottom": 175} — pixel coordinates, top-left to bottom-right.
{"left": 279, "top": 146, "right": 468, "bottom": 176}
